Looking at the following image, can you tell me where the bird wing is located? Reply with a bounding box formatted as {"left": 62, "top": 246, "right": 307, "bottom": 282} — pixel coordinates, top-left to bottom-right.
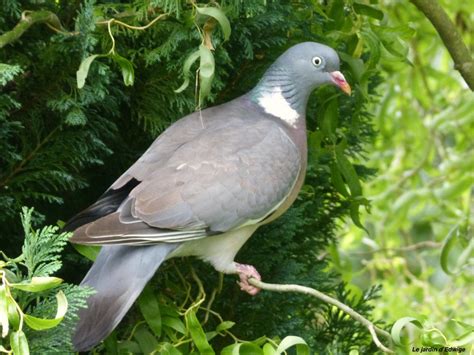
{"left": 71, "top": 109, "right": 301, "bottom": 245}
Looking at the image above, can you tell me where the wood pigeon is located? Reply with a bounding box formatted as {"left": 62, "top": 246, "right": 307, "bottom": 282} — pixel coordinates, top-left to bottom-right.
{"left": 65, "top": 41, "right": 351, "bottom": 351}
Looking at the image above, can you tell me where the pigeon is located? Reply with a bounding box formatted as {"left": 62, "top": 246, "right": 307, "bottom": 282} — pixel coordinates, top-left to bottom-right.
{"left": 65, "top": 41, "right": 351, "bottom": 351}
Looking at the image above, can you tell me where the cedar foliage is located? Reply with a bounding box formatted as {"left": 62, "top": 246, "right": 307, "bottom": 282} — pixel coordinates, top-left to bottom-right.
{"left": 0, "top": 0, "right": 388, "bottom": 353}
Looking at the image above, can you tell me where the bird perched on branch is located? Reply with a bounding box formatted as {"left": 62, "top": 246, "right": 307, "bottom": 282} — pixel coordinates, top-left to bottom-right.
{"left": 65, "top": 41, "right": 351, "bottom": 351}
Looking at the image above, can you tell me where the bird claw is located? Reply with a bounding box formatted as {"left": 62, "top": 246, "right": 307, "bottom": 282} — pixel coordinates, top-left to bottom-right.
{"left": 235, "top": 263, "right": 261, "bottom": 296}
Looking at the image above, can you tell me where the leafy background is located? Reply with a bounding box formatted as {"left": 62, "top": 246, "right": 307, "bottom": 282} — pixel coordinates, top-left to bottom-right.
{"left": 0, "top": 0, "right": 472, "bottom": 354}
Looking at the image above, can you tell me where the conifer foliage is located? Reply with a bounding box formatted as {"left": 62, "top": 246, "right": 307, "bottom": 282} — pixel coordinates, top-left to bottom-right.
{"left": 0, "top": 0, "right": 392, "bottom": 353}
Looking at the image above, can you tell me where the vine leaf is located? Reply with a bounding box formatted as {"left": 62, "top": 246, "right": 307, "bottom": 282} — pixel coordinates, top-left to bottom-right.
{"left": 175, "top": 49, "right": 201, "bottom": 93}
{"left": 10, "top": 276, "right": 63, "bottom": 292}
{"left": 23, "top": 291, "right": 68, "bottom": 330}
{"left": 111, "top": 54, "right": 135, "bottom": 86}
{"left": 185, "top": 308, "right": 214, "bottom": 354}
{"left": 221, "top": 342, "right": 263, "bottom": 355}
{"left": 73, "top": 244, "right": 100, "bottom": 261}
{"left": 275, "top": 336, "right": 310, "bottom": 355}
{"left": 440, "top": 223, "right": 473, "bottom": 275}
{"left": 196, "top": 6, "right": 231, "bottom": 41}
{"left": 9, "top": 330, "right": 29, "bottom": 355}
{"left": 0, "top": 284, "right": 8, "bottom": 337}
{"left": 77, "top": 54, "right": 104, "bottom": 89}
{"left": 391, "top": 317, "right": 423, "bottom": 345}
{"left": 138, "top": 285, "right": 162, "bottom": 338}
{"left": 198, "top": 44, "right": 215, "bottom": 104}
{"left": 77, "top": 53, "right": 134, "bottom": 88}
{"left": 353, "top": 2, "right": 384, "bottom": 20}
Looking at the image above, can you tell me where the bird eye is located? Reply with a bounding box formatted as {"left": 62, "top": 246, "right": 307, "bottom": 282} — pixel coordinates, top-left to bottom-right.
{"left": 312, "top": 56, "right": 323, "bottom": 67}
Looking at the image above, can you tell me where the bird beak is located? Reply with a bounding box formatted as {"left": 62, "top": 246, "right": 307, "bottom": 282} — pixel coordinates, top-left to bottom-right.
{"left": 330, "top": 71, "right": 351, "bottom": 95}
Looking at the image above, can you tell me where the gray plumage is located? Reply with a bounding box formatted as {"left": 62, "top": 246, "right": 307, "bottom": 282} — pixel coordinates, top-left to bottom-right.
{"left": 72, "top": 244, "right": 179, "bottom": 351}
{"left": 65, "top": 42, "right": 351, "bottom": 351}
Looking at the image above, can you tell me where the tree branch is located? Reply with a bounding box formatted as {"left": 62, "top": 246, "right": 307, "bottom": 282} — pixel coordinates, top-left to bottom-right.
{"left": 0, "top": 10, "right": 71, "bottom": 49}
{"left": 248, "top": 278, "right": 394, "bottom": 353}
{"left": 410, "top": 0, "right": 474, "bottom": 90}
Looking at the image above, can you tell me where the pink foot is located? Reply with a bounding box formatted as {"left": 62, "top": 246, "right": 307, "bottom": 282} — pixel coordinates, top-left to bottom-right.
{"left": 235, "top": 263, "right": 261, "bottom": 296}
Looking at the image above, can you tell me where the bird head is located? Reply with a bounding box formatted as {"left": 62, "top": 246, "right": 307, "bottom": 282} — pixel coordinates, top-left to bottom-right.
{"left": 273, "top": 42, "right": 351, "bottom": 95}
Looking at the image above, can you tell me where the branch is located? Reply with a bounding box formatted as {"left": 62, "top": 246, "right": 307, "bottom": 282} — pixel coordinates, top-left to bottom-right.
{"left": 0, "top": 10, "right": 73, "bottom": 49}
{"left": 410, "top": 0, "right": 474, "bottom": 90}
{"left": 248, "top": 278, "right": 394, "bottom": 353}
{"left": 348, "top": 240, "right": 442, "bottom": 255}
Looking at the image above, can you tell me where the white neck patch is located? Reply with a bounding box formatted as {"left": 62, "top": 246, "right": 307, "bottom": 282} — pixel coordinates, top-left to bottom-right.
{"left": 257, "top": 87, "right": 300, "bottom": 127}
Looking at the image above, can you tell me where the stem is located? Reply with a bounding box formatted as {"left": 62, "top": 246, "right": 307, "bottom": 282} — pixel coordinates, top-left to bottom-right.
{"left": 0, "top": 11, "right": 67, "bottom": 48}
{"left": 410, "top": 0, "right": 474, "bottom": 90}
{"left": 248, "top": 278, "right": 394, "bottom": 353}
{"left": 349, "top": 240, "right": 441, "bottom": 255}
{"left": 107, "top": 20, "right": 116, "bottom": 54}
{"left": 109, "top": 14, "right": 167, "bottom": 31}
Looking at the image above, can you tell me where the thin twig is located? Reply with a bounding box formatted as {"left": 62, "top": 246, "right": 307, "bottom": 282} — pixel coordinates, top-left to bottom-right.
{"left": 96, "top": 14, "right": 167, "bottom": 31}
{"left": 248, "top": 278, "right": 394, "bottom": 353}
{"left": 349, "top": 241, "right": 442, "bottom": 255}
{"left": 107, "top": 20, "right": 116, "bottom": 54}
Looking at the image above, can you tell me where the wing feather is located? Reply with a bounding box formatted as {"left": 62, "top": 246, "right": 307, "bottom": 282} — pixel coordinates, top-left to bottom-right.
{"left": 70, "top": 98, "right": 302, "bottom": 245}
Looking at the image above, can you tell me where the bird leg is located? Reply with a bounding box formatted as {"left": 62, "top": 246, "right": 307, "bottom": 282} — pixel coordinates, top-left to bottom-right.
{"left": 235, "top": 263, "right": 261, "bottom": 295}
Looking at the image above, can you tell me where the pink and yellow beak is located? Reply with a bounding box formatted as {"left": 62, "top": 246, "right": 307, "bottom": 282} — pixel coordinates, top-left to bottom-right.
{"left": 330, "top": 71, "right": 351, "bottom": 95}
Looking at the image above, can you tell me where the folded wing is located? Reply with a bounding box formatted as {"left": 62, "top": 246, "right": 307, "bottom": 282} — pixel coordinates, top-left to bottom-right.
{"left": 70, "top": 113, "right": 300, "bottom": 245}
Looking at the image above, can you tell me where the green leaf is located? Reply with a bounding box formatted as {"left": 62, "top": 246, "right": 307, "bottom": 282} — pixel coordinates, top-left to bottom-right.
{"left": 221, "top": 342, "right": 263, "bottom": 355}
{"left": 263, "top": 343, "right": 276, "bottom": 355}
{"left": 198, "top": 44, "right": 215, "bottom": 104}
{"left": 24, "top": 291, "right": 67, "bottom": 330}
{"left": 134, "top": 324, "right": 159, "bottom": 354}
{"left": 73, "top": 244, "right": 101, "bottom": 261}
{"left": 77, "top": 54, "right": 103, "bottom": 89}
{"left": 158, "top": 342, "right": 183, "bottom": 355}
{"left": 103, "top": 331, "right": 118, "bottom": 355}
{"left": 353, "top": 2, "right": 384, "bottom": 20}
{"left": 0, "top": 284, "right": 8, "bottom": 338}
{"left": 185, "top": 309, "right": 214, "bottom": 354}
{"left": 10, "top": 330, "right": 29, "bottom": 355}
{"left": 330, "top": 162, "right": 350, "bottom": 197}
{"left": 449, "top": 319, "right": 474, "bottom": 332}
{"left": 275, "top": 336, "right": 310, "bottom": 355}
{"left": 359, "top": 29, "right": 381, "bottom": 68}
{"left": 7, "top": 297, "right": 20, "bottom": 330}
{"left": 138, "top": 285, "right": 162, "bottom": 338}
{"left": 339, "top": 52, "right": 365, "bottom": 82}
{"left": 440, "top": 225, "right": 473, "bottom": 275}
{"left": 175, "top": 49, "right": 201, "bottom": 93}
{"left": 335, "top": 143, "right": 362, "bottom": 197}
{"left": 349, "top": 199, "right": 369, "bottom": 233}
{"left": 391, "top": 317, "right": 423, "bottom": 345}
{"left": 117, "top": 340, "right": 141, "bottom": 353}
{"left": 451, "top": 330, "right": 474, "bottom": 347}
{"left": 321, "top": 98, "right": 338, "bottom": 140}
{"left": 111, "top": 54, "right": 135, "bottom": 86}
{"left": 10, "top": 277, "right": 63, "bottom": 292}
{"left": 162, "top": 316, "right": 186, "bottom": 334}
{"left": 196, "top": 6, "right": 231, "bottom": 41}
{"left": 216, "top": 321, "right": 235, "bottom": 333}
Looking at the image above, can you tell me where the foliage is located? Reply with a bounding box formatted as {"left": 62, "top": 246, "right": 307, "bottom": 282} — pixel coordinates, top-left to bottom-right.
{"left": 335, "top": 0, "right": 474, "bottom": 353}
{"left": 2, "top": 0, "right": 470, "bottom": 354}
{"left": 87, "top": 264, "right": 313, "bottom": 354}
{"left": 0, "top": 208, "right": 92, "bottom": 354}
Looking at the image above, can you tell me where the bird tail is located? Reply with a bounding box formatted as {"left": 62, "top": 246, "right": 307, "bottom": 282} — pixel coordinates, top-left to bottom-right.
{"left": 73, "top": 243, "right": 180, "bottom": 351}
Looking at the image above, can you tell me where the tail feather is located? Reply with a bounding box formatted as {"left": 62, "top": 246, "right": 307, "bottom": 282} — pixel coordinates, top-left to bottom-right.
{"left": 73, "top": 243, "right": 180, "bottom": 351}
